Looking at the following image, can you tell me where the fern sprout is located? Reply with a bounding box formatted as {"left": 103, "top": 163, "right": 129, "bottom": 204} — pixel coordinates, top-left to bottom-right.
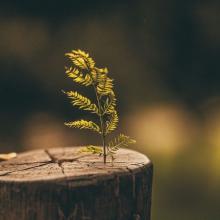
{"left": 63, "top": 49, "right": 136, "bottom": 163}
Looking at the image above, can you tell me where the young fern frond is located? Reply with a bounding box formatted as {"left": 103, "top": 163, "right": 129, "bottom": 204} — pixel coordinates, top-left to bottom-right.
{"left": 95, "top": 67, "right": 109, "bottom": 74}
{"left": 63, "top": 49, "right": 136, "bottom": 163}
{"left": 64, "top": 120, "right": 100, "bottom": 133}
{"left": 105, "top": 110, "right": 119, "bottom": 134}
{"left": 65, "top": 66, "right": 93, "bottom": 86}
{"left": 63, "top": 91, "right": 99, "bottom": 114}
{"left": 66, "top": 50, "right": 95, "bottom": 70}
{"left": 108, "top": 134, "right": 136, "bottom": 152}
{"left": 92, "top": 67, "right": 113, "bottom": 95}
{"left": 103, "top": 92, "right": 116, "bottom": 115}
{"left": 97, "top": 76, "right": 114, "bottom": 96}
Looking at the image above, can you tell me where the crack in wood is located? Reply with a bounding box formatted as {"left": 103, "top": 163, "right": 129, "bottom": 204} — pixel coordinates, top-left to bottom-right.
{"left": 126, "top": 167, "right": 136, "bottom": 199}
{"left": 0, "top": 162, "right": 50, "bottom": 176}
{"left": 0, "top": 161, "right": 51, "bottom": 166}
{"left": 44, "top": 149, "right": 66, "bottom": 176}
{"left": 58, "top": 203, "right": 91, "bottom": 220}
{"left": 0, "top": 148, "right": 86, "bottom": 177}
{"left": 0, "top": 147, "right": 152, "bottom": 220}
{"left": 44, "top": 149, "right": 91, "bottom": 162}
{"left": 0, "top": 150, "right": 148, "bottom": 180}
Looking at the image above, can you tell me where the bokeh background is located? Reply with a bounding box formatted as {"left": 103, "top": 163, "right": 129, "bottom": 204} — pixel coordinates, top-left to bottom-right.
{"left": 0, "top": 0, "right": 220, "bottom": 219}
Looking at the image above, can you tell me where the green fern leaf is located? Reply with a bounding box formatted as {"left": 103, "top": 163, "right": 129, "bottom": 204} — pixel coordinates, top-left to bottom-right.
{"left": 95, "top": 67, "right": 109, "bottom": 74}
{"left": 65, "top": 66, "right": 93, "bottom": 86}
{"left": 97, "top": 76, "right": 114, "bottom": 96}
{"left": 63, "top": 49, "right": 136, "bottom": 163}
{"left": 103, "top": 91, "right": 116, "bottom": 115}
{"left": 105, "top": 110, "right": 119, "bottom": 134}
{"left": 64, "top": 91, "right": 99, "bottom": 114}
{"left": 64, "top": 120, "right": 100, "bottom": 133}
{"left": 108, "top": 134, "right": 136, "bottom": 151}
{"left": 79, "top": 145, "right": 103, "bottom": 154}
{"left": 65, "top": 49, "right": 95, "bottom": 70}
{"left": 89, "top": 67, "right": 113, "bottom": 95}
{"left": 89, "top": 67, "right": 108, "bottom": 84}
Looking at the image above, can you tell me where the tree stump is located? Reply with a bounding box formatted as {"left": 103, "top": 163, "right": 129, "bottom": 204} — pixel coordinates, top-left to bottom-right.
{"left": 0, "top": 147, "right": 153, "bottom": 220}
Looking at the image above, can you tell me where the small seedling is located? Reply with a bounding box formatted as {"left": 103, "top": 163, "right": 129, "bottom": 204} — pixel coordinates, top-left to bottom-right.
{"left": 63, "top": 49, "right": 136, "bottom": 163}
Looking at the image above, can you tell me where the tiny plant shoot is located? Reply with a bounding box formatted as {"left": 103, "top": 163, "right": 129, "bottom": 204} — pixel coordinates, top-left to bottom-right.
{"left": 63, "top": 49, "right": 136, "bottom": 163}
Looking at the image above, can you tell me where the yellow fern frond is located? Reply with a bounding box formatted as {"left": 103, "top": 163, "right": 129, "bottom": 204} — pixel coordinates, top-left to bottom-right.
{"left": 76, "top": 49, "right": 89, "bottom": 57}
{"left": 63, "top": 49, "right": 136, "bottom": 162}
{"left": 65, "top": 49, "right": 95, "bottom": 70}
{"left": 95, "top": 67, "right": 109, "bottom": 74}
{"left": 89, "top": 67, "right": 108, "bottom": 84}
{"left": 105, "top": 110, "right": 119, "bottom": 134}
{"left": 107, "top": 134, "right": 136, "bottom": 151}
{"left": 64, "top": 91, "right": 99, "bottom": 114}
{"left": 79, "top": 145, "right": 103, "bottom": 154}
{"left": 65, "top": 66, "right": 93, "bottom": 86}
{"left": 64, "top": 120, "right": 100, "bottom": 133}
{"left": 103, "top": 91, "right": 116, "bottom": 114}
{"left": 89, "top": 67, "right": 113, "bottom": 95}
{"left": 97, "top": 76, "right": 114, "bottom": 96}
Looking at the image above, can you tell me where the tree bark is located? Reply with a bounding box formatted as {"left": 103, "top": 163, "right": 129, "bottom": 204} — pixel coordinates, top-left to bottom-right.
{"left": 0, "top": 147, "right": 153, "bottom": 220}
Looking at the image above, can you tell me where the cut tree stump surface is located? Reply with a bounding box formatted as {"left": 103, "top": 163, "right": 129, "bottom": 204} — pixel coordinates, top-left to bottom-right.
{"left": 0, "top": 147, "right": 153, "bottom": 220}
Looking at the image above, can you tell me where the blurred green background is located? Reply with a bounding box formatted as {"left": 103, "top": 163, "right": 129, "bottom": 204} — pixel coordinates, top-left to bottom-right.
{"left": 0, "top": 0, "right": 220, "bottom": 219}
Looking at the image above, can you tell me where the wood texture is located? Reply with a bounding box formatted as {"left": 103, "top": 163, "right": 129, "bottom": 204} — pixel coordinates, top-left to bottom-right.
{"left": 0, "top": 147, "right": 153, "bottom": 220}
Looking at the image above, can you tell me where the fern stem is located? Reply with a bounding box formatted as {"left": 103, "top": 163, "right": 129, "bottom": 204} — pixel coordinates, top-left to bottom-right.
{"left": 102, "top": 132, "right": 107, "bottom": 164}
{"left": 92, "top": 84, "right": 107, "bottom": 163}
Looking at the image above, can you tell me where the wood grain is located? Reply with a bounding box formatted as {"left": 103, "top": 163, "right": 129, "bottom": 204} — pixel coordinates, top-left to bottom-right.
{"left": 0, "top": 147, "right": 153, "bottom": 220}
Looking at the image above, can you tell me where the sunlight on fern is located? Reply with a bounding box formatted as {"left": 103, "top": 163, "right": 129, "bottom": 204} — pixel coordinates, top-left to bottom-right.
{"left": 63, "top": 49, "right": 136, "bottom": 162}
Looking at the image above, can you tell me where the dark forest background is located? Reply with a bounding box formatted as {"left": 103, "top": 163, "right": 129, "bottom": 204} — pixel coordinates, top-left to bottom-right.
{"left": 0, "top": 1, "right": 220, "bottom": 219}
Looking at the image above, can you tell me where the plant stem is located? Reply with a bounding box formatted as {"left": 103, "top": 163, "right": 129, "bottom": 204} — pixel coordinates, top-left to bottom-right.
{"left": 102, "top": 126, "right": 107, "bottom": 164}
{"left": 93, "top": 84, "right": 107, "bottom": 163}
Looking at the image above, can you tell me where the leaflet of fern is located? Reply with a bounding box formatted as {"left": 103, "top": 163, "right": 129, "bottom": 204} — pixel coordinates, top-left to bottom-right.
{"left": 65, "top": 67, "right": 93, "bottom": 86}
{"left": 103, "top": 92, "right": 116, "bottom": 114}
{"left": 108, "top": 134, "right": 136, "bottom": 150}
{"left": 105, "top": 110, "right": 119, "bottom": 134}
{"left": 97, "top": 77, "right": 114, "bottom": 95}
{"left": 64, "top": 91, "right": 99, "bottom": 114}
{"left": 66, "top": 50, "right": 95, "bottom": 69}
{"left": 65, "top": 120, "right": 100, "bottom": 133}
